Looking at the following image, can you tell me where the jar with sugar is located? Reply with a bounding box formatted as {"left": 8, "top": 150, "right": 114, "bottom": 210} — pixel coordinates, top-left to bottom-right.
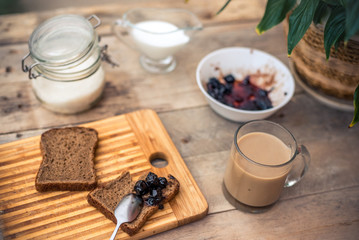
{"left": 22, "top": 14, "right": 107, "bottom": 114}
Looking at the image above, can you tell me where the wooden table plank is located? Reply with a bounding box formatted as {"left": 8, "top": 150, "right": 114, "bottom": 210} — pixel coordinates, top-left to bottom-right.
{"left": 1, "top": 99, "right": 358, "bottom": 215}
{"left": 0, "top": 0, "right": 267, "bottom": 45}
{"left": 147, "top": 186, "right": 359, "bottom": 240}
{"left": 159, "top": 95, "right": 358, "bottom": 159}
{"left": 0, "top": 22, "right": 288, "bottom": 134}
{"left": 159, "top": 101, "right": 359, "bottom": 214}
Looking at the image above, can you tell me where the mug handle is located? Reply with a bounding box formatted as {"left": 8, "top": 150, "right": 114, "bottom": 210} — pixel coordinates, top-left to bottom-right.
{"left": 112, "top": 19, "right": 138, "bottom": 50}
{"left": 284, "top": 145, "right": 310, "bottom": 187}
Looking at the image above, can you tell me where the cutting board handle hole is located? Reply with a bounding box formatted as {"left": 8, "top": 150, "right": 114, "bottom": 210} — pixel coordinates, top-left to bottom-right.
{"left": 149, "top": 152, "right": 168, "bottom": 168}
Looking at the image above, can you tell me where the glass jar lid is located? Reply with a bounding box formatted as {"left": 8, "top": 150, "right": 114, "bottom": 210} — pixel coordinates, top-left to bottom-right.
{"left": 29, "top": 14, "right": 96, "bottom": 66}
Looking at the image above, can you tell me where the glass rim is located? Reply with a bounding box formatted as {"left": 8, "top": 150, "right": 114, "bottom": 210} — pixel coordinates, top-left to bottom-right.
{"left": 234, "top": 120, "right": 298, "bottom": 168}
{"left": 29, "top": 14, "right": 96, "bottom": 66}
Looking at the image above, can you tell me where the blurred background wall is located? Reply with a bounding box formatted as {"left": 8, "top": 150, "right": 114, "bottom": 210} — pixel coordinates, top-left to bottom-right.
{"left": 0, "top": 0, "right": 119, "bottom": 14}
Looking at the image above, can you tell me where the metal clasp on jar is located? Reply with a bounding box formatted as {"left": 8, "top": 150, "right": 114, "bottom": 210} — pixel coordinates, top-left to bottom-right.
{"left": 100, "top": 45, "right": 119, "bottom": 68}
{"left": 87, "top": 15, "right": 101, "bottom": 29}
{"left": 21, "top": 53, "right": 42, "bottom": 79}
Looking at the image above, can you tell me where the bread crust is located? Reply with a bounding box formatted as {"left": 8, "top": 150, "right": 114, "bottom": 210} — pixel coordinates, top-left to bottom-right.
{"left": 35, "top": 127, "right": 98, "bottom": 192}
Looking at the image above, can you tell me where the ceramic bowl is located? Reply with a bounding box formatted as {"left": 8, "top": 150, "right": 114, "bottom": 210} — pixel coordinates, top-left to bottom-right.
{"left": 196, "top": 47, "right": 295, "bottom": 122}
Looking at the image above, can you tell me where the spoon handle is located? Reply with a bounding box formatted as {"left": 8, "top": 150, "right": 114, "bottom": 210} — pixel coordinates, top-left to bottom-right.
{"left": 109, "top": 221, "right": 122, "bottom": 240}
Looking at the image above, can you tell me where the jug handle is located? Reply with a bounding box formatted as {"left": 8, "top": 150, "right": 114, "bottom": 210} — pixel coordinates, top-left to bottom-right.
{"left": 284, "top": 145, "right": 310, "bottom": 187}
{"left": 112, "top": 19, "right": 138, "bottom": 50}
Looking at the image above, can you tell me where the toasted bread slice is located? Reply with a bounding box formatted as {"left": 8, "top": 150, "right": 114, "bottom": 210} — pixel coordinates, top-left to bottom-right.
{"left": 87, "top": 171, "right": 180, "bottom": 236}
{"left": 87, "top": 171, "right": 134, "bottom": 223}
{"left": 35, "top": 127, "right": 98, "bottom": 192}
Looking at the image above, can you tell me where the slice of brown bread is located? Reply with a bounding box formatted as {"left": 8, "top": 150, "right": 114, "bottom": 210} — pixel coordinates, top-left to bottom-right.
{"left": 87, "top": 171, "right": 134, "bottom": 223}
{"left": 87, "top": 171, "right": 180, "bottom": 236}
{"left": 35, "top": 127, "right": 98, "bottom": 192}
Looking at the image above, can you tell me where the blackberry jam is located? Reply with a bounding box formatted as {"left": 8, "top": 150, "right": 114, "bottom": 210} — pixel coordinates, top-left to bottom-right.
{"left": 206, "top": 74, "right": 273, "bottom": 111}
{"left": 134, "top": 172, "right": 168, "bottom": 207}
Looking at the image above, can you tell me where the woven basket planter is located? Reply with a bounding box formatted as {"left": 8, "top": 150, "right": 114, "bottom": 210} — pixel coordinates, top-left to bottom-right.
{"left": 284, "top": 21, "right": 359, "bottom": 100}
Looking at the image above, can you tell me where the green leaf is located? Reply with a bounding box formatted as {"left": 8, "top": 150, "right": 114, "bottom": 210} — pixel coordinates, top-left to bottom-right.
{"left": 216, "top": 0, "right": 232, "bottom": 15}
{"left": 256, "top": 0, "right": 296, "bottom": 35}
{"left": 349, "top": 84, "right": 359, "bottom": 128}
{"left": 324, "top": 6, "right": 346, "bottom": 59}
{"left": 322, "top": 0, "right": 344, "bottom": 6}
{"left": 334, "top": 32, "right": 344, "bottom": 50}
{"left": 287, "top": 0, "right": 320, "bottom": 55}
{"left": 344, "top": 0, "right": 359, "bottom": 41}
{"left": 339, "top": 0, "right": 346, "bottom": 5}
{"left": 313, "top": 1, "right": 331, "bottom": 24}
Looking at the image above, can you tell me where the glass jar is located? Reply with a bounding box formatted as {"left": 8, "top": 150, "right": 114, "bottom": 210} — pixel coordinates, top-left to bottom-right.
{"left": 22, "top": 14, "right": 106, "bottom": 114}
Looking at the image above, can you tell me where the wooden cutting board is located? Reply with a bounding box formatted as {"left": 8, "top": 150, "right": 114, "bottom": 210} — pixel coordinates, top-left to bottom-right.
{"left": 0, "top": 109, "right": 208, "bottom": 240}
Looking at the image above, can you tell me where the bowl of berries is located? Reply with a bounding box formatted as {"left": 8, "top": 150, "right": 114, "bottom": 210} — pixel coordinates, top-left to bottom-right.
{"left": 196, "top": 47, "right": 295, "bottom": 122}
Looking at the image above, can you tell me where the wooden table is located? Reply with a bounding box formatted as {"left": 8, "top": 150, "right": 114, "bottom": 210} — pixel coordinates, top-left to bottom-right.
{"left": 1, "top": 0, "right": 358, "bottom": 239}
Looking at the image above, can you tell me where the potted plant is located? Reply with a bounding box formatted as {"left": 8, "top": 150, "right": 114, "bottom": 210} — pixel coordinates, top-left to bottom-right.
{"left": 218, "top": 0, "right": 359, "bottom": 127}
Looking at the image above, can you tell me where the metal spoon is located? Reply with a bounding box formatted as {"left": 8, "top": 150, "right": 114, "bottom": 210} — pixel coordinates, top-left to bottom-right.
{"left": 109, "top": 193, "right": 143, "bottom": 240}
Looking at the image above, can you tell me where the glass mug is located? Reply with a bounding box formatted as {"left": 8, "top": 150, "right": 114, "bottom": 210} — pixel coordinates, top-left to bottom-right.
{"left": 223, "top": 120, "right": 310, "bottom": 212}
